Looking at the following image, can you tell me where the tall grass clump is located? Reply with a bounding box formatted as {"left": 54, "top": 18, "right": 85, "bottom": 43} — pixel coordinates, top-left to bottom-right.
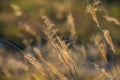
{"left": 0, "top": 0, "right": 120, "bottom": 80}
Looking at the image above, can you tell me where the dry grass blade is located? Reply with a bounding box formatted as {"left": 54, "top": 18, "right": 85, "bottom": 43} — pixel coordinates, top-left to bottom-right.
{"left": 67, "top": 12, "right": 76, "bottom": 39}
{"left": 10, "top": 3, "right": 23, "bottom": 16}
{"left": 22, "top": 23, "right": 37, "bottom": 36}
{"left": 87, "top": 5, "right": 100, "bottom": 28}
{"left": 55, "top": 34, "right": 79, "bottom": 80}
{"left": 91, "top": 34, "right": 107, "bottom": 62}
{"left": 24, "top": 53, "right": 49, "bottom": 80}
{"left": 103, "top": 29, "right": 116, "bottom": 54}
{"left": 92, "top": 0, "right": 100, "bottom": 6}
{"left": 33, "top": 47, "right": 68, "bottom": 80}
{"left": 104, "top": 15, "right": 120, "bottom": 26}
{"left": 33, "top": 47, "right": 43, "bottom": 59}
{"left": 43, "top": 61, "right": 68, "bottom": 80}
{"left": 97, "top": 45, "right": 107, "bottom": 62}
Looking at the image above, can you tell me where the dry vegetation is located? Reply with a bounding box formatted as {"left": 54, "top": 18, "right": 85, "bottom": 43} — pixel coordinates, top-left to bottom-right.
{"left": 0, "top": 0, "right": 120, "bottom": 80}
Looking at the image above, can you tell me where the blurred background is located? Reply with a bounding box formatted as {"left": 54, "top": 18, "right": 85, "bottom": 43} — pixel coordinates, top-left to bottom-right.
{"left": 0, "top": 0, "right": 120, "bottom": 80}
{"left": 0, "top": 0, "right": 120, "bottom": 49}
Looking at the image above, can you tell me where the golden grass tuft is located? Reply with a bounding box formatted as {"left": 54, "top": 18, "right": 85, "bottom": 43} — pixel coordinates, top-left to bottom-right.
{"left": 103, "top": 29, "right": 116, "bottom": 54}
{"left": 87, "top": 5, "right": 100, "bottom": 28}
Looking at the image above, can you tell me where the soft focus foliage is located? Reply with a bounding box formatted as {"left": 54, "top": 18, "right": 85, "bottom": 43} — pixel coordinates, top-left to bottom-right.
{"left": 0, "top": 0, "right": 120, "bottom": 80}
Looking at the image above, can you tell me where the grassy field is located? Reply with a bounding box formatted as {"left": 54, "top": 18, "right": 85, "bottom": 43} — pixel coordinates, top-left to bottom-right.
{"left": 0, "top": 0, "right": 120, "bottom": 80}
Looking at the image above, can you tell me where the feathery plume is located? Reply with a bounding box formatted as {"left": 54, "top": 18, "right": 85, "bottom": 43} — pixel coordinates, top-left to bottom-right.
{"left": 103, "top": 29, "right": 116, "bottom": 54}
